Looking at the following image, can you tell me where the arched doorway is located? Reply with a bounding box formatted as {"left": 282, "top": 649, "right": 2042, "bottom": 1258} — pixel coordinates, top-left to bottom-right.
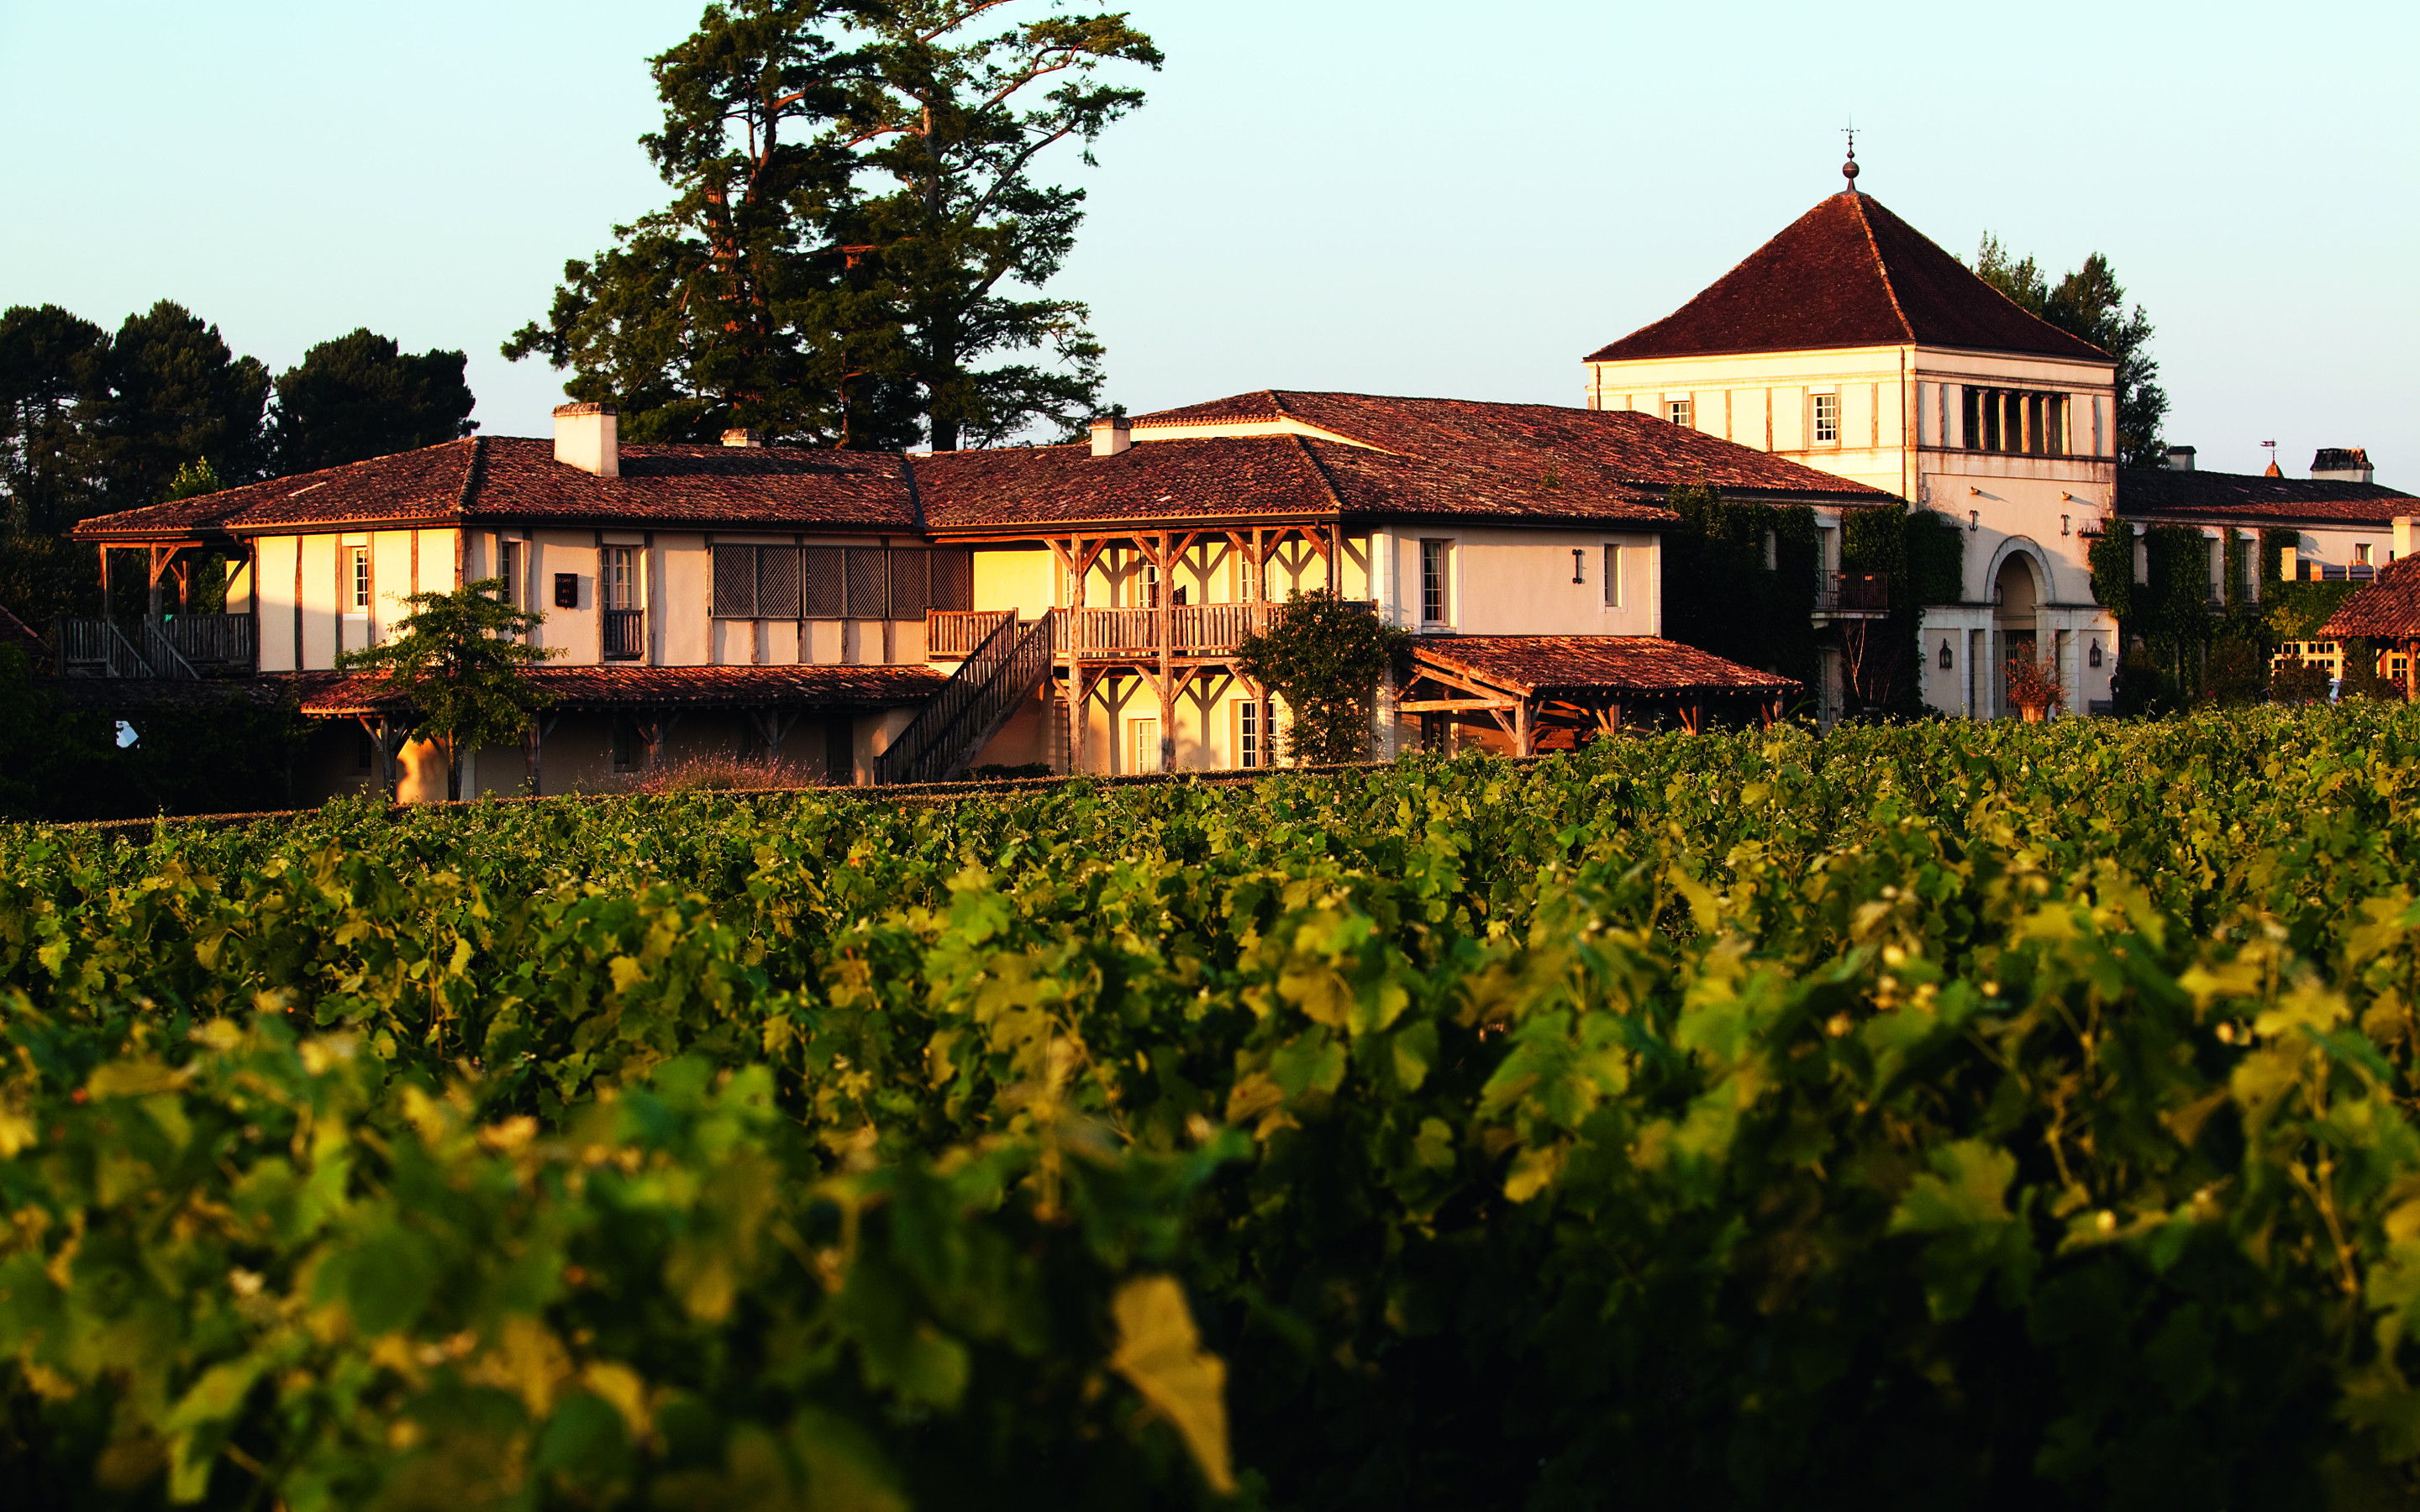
{"left": 1994, "top": 554, "right": 2040, "bottom": 717}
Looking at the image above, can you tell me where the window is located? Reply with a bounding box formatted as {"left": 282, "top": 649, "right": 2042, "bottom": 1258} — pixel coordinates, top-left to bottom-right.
{"left": 1420, "top": 540, "right": 1449, "bottom": 625}
{"left": 1763, "top": 529, "right": 1777, "bottom": 570}
{"left": 1128, "top": 717, "right": 1161, "bottom": 774}
{"left": 1960, "top": 388, "right": 2071, "bottom": 456}
{"left": 716, "top": 545, "right": 805, "bottom": 619}
{"left": 1239, "top": 699, "right": 1267, "bottom": 769}
{"left": 357, "top": 727, "right": 375, "bottom": 769}
{"left": 346, "top": 546, "right": 370, "bottom": 612}
{"left": 1571, "top": 549, "right": 1585, "bottom": 585}
{"left": 602, "top": 548, "right": 643, "bottom": 661}
{"left": 497, "top": 540, "right": 521, "bottom": 606}
{"left": 1811, "top": 392, "right": 1839, "bottom": 444}
{"left": 1602, "top": 544, "right": 1623, "bottom": 607}
{"left": 2356, "top": 543, "right": 2374, "bottom": 566}
{"left": 1666, "top": 398, "right": 1692, "bottom": 428}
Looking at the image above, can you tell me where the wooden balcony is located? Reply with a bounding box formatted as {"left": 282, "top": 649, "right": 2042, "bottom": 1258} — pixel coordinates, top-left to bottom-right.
{"left": 929, "top": 603, "right": 1281, "bottom": 664}
{"left": 57, "top": 614, "right": 254, "bottom": 677}
{"left": 1056, "top": 602, "right": 1276, "bottom": 659}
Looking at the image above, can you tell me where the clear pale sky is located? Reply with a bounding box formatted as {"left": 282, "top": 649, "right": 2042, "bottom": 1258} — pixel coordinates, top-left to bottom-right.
{"left": 3, "top": 1, "right": 2412, "bottom": 486}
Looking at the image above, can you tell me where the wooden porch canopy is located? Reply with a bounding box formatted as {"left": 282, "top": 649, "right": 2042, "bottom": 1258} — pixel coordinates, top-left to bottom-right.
{"left": 291, "top": 663, "right": 944, "bottom": 795}
{"left": 2318, "top": 559, "right": 2420, "bottom": 701}
{"left": 1402, "top": 635, "right": 1800, "bottom": 753}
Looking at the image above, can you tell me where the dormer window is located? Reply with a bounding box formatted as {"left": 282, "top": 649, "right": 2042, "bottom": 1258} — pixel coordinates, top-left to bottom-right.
{"left": 1666, "top": 398, "right": 1693, "bottom": 428}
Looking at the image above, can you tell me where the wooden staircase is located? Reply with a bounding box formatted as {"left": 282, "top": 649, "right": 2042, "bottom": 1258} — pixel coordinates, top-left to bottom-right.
{"left": 873, "top": 610, "right": 1060, "bottom": 785}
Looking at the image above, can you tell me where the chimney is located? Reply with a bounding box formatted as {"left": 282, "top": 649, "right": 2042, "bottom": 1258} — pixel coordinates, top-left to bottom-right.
{"left": 2312, "top": 447, "right": 2375, "bottom": 485}
{"left": 554, "top": 402, "right": 618, "bottom": 477}
{"left": 2163, "top": 444, "right": 2196, "bottom": 471}
{"left": 1090, "top": 416, "right": 1133, "bottom": 458}
{"left": 722, "top": 428, "right": 760, "bottom": 449}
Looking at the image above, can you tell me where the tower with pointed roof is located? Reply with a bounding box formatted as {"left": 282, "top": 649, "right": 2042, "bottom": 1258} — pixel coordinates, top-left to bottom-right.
{"left": 1581, "top": 156, "right": 2122, "bottom": 720}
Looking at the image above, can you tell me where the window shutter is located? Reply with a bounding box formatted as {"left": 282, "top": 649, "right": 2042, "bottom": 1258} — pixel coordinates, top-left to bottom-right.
{"left": 845, "top": 547, "right": 889, "bottom": 618}
{"left": 805, "top": 548, "right": 845, "bottom": 617}
{"left": 932, "top": 548, "right": 973, "bottom": 612}
{"left": 712, "top": 545, "right": 758, "bottom": 619}
{"left": 889, "top": 549, "right": 930, "bottom": 617}
{"left": 758, "top": 547, "right": 801, "bottom": 618}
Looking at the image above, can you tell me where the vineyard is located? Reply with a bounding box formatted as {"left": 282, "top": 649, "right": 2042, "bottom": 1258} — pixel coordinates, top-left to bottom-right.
{"left": 8, "top": 705, "right": 2420, "bottom": 1508}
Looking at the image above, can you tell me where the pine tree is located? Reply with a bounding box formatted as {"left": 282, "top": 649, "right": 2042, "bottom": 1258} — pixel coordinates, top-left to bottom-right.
{"left": 274, "top": 329, "right": 477, "bottom": 473}
{"left": 505, "top": 2, "right": 1158, "bottom": 452}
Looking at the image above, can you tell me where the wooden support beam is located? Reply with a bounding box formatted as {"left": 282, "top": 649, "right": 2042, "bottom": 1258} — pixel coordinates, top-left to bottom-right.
{"left": 1397, "top": 697, "right": 1520, "bottom": 713}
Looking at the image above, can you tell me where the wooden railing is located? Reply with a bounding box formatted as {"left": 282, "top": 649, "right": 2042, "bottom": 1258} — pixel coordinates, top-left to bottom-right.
{"left": 602, "top": 608, "right": 646, "bottom": 660}
{"left": 56, "top": 615, "right": 252, "bottom": 678}
{"left": 876, "top": 610, "right": 1059, "bottom": 785}
{"left": 927, "top": 608, "right": 1016, "bottom": 659}
{"left": 1053, "top": 601, "right": 1277, "bottom": 658}
{"left": 158, "top": 614, "right": 252, "bottom": 669}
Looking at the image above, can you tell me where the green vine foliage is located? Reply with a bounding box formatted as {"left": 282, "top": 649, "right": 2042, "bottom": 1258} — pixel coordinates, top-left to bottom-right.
{"left": 14, "top": 709, "right": 2420, "bottom": 1504}
{"left": 1660, "top": 482, "right": 1819, "bottom": 690}
{"left": 1843, "top": 504, "right": 1963, "bottom": 717}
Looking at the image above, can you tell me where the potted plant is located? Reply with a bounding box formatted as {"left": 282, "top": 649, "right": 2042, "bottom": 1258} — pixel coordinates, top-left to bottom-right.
{"left": 2003, "top": 654, "right": 2064, "bottom": 722}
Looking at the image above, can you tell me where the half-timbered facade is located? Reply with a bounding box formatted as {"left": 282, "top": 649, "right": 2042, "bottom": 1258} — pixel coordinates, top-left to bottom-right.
{"left": 66, "top": 389, "right": 1890, "bottom": 799}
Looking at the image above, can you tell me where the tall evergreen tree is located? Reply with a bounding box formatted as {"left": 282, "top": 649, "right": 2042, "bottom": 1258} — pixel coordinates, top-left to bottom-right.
{"left": 506, "top": 1, "right": 1158, "bottom": 452}
{"left": 0, "top": 304, "right": 109, "bottom": 534}
{"left": 274, "top": 329, "right": 478, "bottom": 473}
{"left": 89, "top": 300, "right": 271, "bottom": 502}
{"left": 1972, "top": 235, "right": 2169, "bottom": 467}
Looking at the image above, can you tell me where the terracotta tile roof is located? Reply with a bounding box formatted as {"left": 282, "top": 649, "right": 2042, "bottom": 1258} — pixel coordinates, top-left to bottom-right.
{"left": 916, "top": 433, "right": 1685, "bottom": 531}
{"left": 287, "top": 663, "right": 943, "bottom": 717}
{"left": 1412, "top": 635, "right": 1800, "bottom": 698}
{"left": 2116, "top": 467, "right": 2414, "bottom": 528}
{"left": 2320, "top": 559, "right": 2420, "bottom": 640}
{"left": 1130, "top": 391, "right": 1892, "bottom": 500}
{"left": 916, "top": 435, "right": 1341, "bottom": 528}
{"left": 72, "top": 390, "right": 1891, "bottom": 549}
{"left": 1585, "top": 192, "right": 2111, "bottom": 365}
{"left": 72, "top": 438, "right": 918, "bottom": 540}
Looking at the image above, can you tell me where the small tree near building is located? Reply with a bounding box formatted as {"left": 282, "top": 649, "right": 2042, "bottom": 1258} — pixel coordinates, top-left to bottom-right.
{"left": 1233, "top": 589, "right": 1410, "bottom": 765}
{"left": 337, "top": 579, "right": 558, "bottom": 801}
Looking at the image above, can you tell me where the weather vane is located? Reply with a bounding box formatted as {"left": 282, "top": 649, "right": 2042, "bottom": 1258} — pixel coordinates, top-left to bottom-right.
{"left": 1842, "top": 119, "right": 1860, "bottom": 192}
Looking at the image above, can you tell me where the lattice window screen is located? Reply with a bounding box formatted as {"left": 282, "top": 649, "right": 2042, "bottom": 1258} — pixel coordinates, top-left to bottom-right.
{"left": 711, "top": 546, "right": 757, "bottom": 619}
{"left": 931, "top": 548, "right": 973, "bottom": 611}
{"left": 889, "top": 549, "right": 930, "bottom": 618}
{"left": 845, "top": 547, "right": 888, "bottom": 618}
{"left": 804, "top": 548, "right": 845, "bottom": 617}
{"left": 758, "top": 548, "right": 801, "bottom": 618}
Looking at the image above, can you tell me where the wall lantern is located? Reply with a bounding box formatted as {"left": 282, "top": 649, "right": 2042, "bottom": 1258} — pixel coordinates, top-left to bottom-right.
{"left": 1571, "top": 549, "right": 1584, "bottom": 585}
{"left": 2088, "top": 641, "right": 2103, "bottom": 669}
{"left": 1968, "top": 510, "right": 1980, "bottom": 531}
{"left": 1939, "top": 639, "right": 1954, "bottom": 669}
{"left": 2061, "top": 514, "right": 2071, "bottom": 536}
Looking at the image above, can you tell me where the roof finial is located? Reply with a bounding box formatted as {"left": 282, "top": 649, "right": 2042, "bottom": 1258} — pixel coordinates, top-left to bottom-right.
{"left": 1841, "top": 120, "right": 1860, "bottom": 193}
